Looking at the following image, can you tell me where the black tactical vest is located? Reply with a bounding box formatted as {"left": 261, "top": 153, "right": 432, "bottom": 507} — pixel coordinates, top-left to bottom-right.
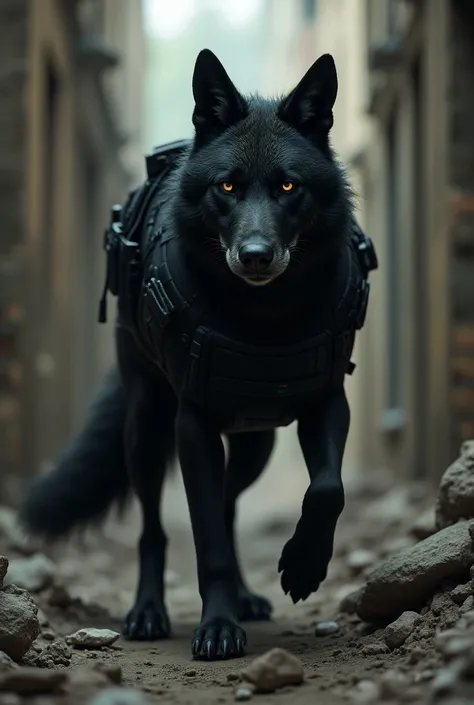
{"left": 98, "top": 140, "right": 378, "bottom": 433}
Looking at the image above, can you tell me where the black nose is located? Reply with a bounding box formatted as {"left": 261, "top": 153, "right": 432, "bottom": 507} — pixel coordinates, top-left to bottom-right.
{"left": 238, "top": 243, "right": 274, "bottom": 273}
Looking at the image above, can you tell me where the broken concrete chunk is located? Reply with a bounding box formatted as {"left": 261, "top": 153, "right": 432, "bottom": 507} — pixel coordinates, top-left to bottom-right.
{"left": 357, "top": 521, "right": 474, "bottom": 621}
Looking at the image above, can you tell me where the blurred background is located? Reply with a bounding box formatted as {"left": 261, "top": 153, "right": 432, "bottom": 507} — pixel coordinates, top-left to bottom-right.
{"left": 0, "top": 0, "right": 472, "bottom": 518}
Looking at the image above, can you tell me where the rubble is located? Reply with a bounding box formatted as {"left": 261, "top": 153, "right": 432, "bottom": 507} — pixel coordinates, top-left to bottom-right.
{"left": 436, "top": 441, "right": 474, "bottom": 530}
{"left": 356, "top": 520, "right": 474, "bottom": 621}
{"left": 34, "top": 640, "right": 72, "bottom": 668}
{"left": 4, "top": 554, "right": 55, "bottom": 593}
{"left": 384, "top": 611, "right": 419, "bottom": 649}
{"left": 65, "top": 628, "right": 120, "bottom": 649}
{"left": 0, "top": 654, "right": 16, "bottom": 674}
{"left": 0, "top": 583, "right": 40, "bottom": 661}
{"left": 0, "top": 667, "right": 67, "bottom": 695}
{"left": 240, "top": 648, "right": 304, "bottom": 693}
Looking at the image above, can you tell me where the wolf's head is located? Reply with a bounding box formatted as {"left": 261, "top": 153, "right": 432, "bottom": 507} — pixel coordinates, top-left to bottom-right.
{"left": 177, "top": 49, "right": 351, "bottom": 287}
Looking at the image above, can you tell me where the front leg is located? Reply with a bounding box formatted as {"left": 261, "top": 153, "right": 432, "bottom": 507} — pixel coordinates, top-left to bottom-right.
{"left": 176, "top": 400, "right": 246, "bottom": 661}
{"left": 279, "top": 388, "right": 349, "bottom": 603}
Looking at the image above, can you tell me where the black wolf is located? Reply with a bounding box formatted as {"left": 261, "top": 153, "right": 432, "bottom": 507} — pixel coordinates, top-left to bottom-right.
{"left": 19, "top": 49, "right": 376, "bottom": 660}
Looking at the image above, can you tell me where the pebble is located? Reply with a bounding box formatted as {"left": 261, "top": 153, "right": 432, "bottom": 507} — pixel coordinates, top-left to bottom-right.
{"left": 234, "top": 684, "right": 255, "bottom": 701}
{"left": 65, "top": 628, "right": 120, "bottom": 649}
{"left": 240, "top": 648, "right": 304, "bottom": 693}
{"left": 314, "top": 621, "right": 341, "bottom": 637}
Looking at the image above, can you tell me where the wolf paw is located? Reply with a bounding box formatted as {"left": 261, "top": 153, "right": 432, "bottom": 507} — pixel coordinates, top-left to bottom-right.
{"left": 123, "top": 599, "right": 171, "bottom": 641}
{"left": 192, "top": 617, "right": 246, "bottom": 660}
{"left": 237, "top": 587, "right": 273, "bottom": 622}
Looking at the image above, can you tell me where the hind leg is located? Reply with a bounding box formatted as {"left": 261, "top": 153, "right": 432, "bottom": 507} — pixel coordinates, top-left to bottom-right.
{"left": 224, "top": 430, "right": 275, "bottom": 622}
{"left": 118, "top": 330, "right": 176, "bottom": 640}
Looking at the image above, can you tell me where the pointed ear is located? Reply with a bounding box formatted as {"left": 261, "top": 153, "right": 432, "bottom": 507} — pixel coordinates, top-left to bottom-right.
{"left": 278, "top": 54, "right": 338, "bottom": 135}
{"left": 192, "top": 49, "right": 248, "bottom": 140}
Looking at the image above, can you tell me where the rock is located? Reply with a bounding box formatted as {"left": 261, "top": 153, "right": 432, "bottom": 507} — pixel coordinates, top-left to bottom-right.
{"left": 348, "top": 680, "right": 380, "bottom": 704}
{"left": 378, "top": 669, "right": 411, "bottom": 700}
{"left": 340, "top": 588, "right": 363, "bottom": 615}
{"left": 35, "top": 640, "right": 72, "bottom": 668}
{"left": 411, "top": 508, "right": 437, "bottom": 540}
{"left": 451, "top": 583, "right": 473, "bottom": 605}
{"left": 65, "top": 629, "right": 120, "bottom": 649}
{"left": 0, "top": 559, "right": 8, "bottom": 589}
{"left": 361, "top": 642, "right": 389, "bottom": 657}
{"left": 0, "top": 585, "right": 40, "bottom": 661}
{"left": 314, "top": 621, "right": 341, "bottom": 637}
{"left": 87, "top": 688, "right": 148, "bottom": 705}
{"left": 240, "top": 648, "right": 304, "bottom": 693}
{"left": 384, "top": 611, "right": 419, "bottom": 649}
{"left": 0, "top": 654, "right": 16, "bottom": 673}
{"left": 357, "top": 521, "right": 474, "bottom": 622}
{"left": 0, "top": 667, "right": 67, "bottom": 694}
{"left": 234, "top": 684, "right": 255, "bottom": 701}
{"left": 4, "top": 555, "right": 55, "bottom": 594}
{"left": 436, "top": 441, "right": 474, "bottom": 529}
{"left": 347, "top": 550, "right": 377, "bottom": 574}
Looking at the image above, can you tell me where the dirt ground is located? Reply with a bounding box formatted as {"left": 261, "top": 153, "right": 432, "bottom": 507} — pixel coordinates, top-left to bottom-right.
{"left": 0, "top": 435, "right": 449, "bottom": 705}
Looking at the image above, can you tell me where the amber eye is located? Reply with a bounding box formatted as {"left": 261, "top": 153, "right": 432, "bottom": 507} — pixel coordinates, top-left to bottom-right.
{"left": 281, "top": 181, "right": 295, "bottom": 193}
{"left": 220, "top": 182, "right": 234, "bottom": 193}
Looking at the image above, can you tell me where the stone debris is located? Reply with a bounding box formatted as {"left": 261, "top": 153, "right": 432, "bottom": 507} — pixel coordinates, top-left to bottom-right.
{"left": 339, "top": 588, "right": 363, "bottom": 615}
{"left": 87, "top": 688, "right": 148, "bottom": 705}
{"left": 240, "top": 648, "right": 304, "bottom": 693}
{"left": 0, "top": 654, "right": 16, "bottom": 674}
{"left": 34, "top": 640, "right": 72, "bottom": 668}
{"left": 436, "top": 441, "right": 474, "bottom": 530}
{"left": 234, "top": 683, "right": 255, "bottom": 701}
{"left": 356, "top": 520, "right": 474, "bottom": 621}
{"left": 0, "top": 666, "right": 67, "bottom": 695}
{"left": 314, "top": 620, "right": 341, "bottom": 637}
{"left": 3, "top": 554, "right": 55, "bottom": 594}
{"left": 65, "top": 628, "right": 120, "bottom": 649}
{"left": 0, "top": 583, "right": 40, "bottom": 661}
{"left": 384, "top": 611, "right": 419, "bottom": 649}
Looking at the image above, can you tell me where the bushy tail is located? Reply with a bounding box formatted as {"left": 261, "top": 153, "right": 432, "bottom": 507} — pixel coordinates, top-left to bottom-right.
{"left": 18, "top": 367, "right": 130, "bottom": 539}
